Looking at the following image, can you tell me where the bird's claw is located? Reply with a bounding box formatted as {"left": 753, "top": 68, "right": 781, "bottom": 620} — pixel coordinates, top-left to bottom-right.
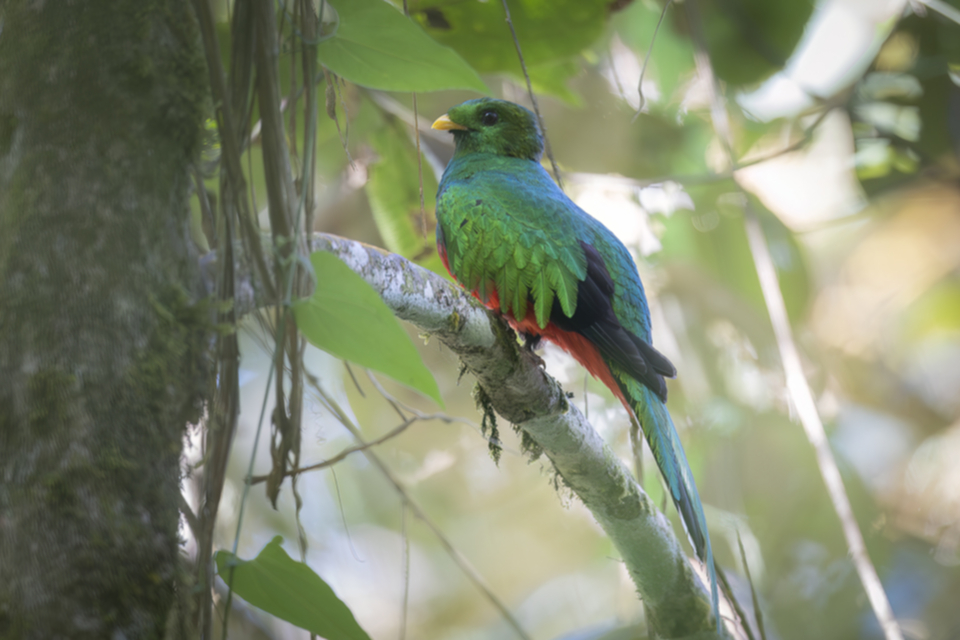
{"left": 520, "top": 332, "right": 545, "bottom": 368}
{"left": 526, "top": 350, "right": 545, "bottom": 369}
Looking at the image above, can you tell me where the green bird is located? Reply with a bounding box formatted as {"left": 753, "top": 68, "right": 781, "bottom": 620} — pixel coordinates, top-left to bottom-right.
{"left": 432, "top": 98, "right": 719, "bottom": 627}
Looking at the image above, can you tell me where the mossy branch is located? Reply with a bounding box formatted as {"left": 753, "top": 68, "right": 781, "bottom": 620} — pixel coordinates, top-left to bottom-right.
{"left": 220, "top": 233, "right": 732, "bottom": 639}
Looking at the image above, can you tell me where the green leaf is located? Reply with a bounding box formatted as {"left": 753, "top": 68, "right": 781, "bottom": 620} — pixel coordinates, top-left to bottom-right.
{"left": 365, "top": 120, "right": 437, "bottom": 259}
{"left": 410, "top": 0, "right": 611, "bottom": 99}
{"left": 697, "top": 0, "right": 815, "bottom": 86}
{"left": 318, "top": 0, "right": 487, "bottom": 93}
{"left": 215, "top": 537, "right": 370, "bottom": 640}
{"left": 293, "top": 251, "right": 443, "bottom": 405}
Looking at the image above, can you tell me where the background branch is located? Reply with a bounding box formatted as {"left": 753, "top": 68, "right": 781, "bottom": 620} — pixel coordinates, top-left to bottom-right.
{"left": 684, "top": 2, "right": 904, "bottom": 638}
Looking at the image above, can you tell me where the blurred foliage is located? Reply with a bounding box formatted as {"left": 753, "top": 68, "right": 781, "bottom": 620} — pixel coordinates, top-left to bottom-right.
{"left": 691, "top": 0, "right": 815, "bottom": 86}
{"left": 851, "top": 1, "right": 960, "bottom": 195}
{"left": 663, "top": 186, "right": 811, "bottom": 321}
{"left": 196, "top": 0, "right": 960, "bottom": 639}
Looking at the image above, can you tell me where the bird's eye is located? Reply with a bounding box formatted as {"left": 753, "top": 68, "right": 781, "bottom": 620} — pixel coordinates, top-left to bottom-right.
{"left": 480, "top": 111, "right": 499, "bottom": 126}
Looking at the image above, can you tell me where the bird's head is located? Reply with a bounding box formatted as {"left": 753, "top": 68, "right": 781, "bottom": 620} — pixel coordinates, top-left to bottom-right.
{"left": 432, "top": 98, "right": 544, "bottom": 162}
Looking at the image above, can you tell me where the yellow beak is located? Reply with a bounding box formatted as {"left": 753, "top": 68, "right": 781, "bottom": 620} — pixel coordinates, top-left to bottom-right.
{"left": 432, "top": 114, "right": 468, "bottom": 131}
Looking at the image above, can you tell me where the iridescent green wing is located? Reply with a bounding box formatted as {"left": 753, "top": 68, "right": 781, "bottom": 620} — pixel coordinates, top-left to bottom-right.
{"left": 437, "top": 166, "right": 586, "bottom": 328}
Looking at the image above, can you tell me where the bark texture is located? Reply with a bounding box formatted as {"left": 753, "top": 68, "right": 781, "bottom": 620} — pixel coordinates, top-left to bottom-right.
{"left": 0, "top": 2, "right": 208, "bottom": 637}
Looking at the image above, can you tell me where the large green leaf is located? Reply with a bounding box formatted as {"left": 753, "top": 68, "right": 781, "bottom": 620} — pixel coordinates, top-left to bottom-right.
{"left": 293, "top": 251, "right": 443, "bottom": 405}
{"left": 693, "top": 0, "right": 815, "bottom": 86}
{"left": 409, "top": 0, "right": 611, "bottom": 98}
{"left": 215, "top": 537, "right": 371, "bottom": 640}
{"left": 317, "top": 0, "right": 487, "bottom": 93}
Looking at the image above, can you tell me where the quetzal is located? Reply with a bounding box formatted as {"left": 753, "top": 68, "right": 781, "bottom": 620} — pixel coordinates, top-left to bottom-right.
{"left": 432, "top": 97, "right": 719, "bottom": 626}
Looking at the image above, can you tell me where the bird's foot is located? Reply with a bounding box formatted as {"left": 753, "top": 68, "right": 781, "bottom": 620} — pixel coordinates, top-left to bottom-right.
{"left": 525, "top": 350, "right": 545, "bottom": 369}
{"left": 521, "top": 332, "right": 545, "bottom": 369}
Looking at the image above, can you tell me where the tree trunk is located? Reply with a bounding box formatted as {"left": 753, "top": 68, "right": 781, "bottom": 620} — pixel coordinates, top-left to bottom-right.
{"left": 0, "top": 2, "right": 208, "bottom": 637}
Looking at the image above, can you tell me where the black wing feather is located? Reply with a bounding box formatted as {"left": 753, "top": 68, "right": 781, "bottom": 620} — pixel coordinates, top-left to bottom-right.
{"left": 550, "top": 242, "right": 674, "bottom": 402}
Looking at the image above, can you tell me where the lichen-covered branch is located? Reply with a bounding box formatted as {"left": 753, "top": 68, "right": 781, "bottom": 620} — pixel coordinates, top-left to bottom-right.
{"left": 227, "top": 233, "right": 728, "bottom": 639}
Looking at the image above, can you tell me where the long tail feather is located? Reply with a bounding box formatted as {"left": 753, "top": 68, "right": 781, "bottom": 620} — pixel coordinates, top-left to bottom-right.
{"left": 616, "top": 374, "right": 720, "bottom": 630}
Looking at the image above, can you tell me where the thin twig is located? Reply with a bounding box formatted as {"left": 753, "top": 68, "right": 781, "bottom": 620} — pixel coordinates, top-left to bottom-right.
{"left": 366, "top": 91, "right": 450, "bottom": 183}
{"left": 368, "top": 85, "right": 825, "bottom": 193}
{"left": 255, "top": 0, "right": 311, "bottom": 517}
{"left": 717, "top": 566, "right": 754, "bottom": 640}
{"left": 737, "top": 106, "right": 833, "bottom": 167}
{"left": 683, "top": 3, "right": 904, "bottom": 639}
{"left": 715, "top": 567, "right": 752, "bottom": 640}
{"left": 364, "top": 368, "right": 526, "bottom": 457}
{"left": 361, "top": 369, "right": 519, "bottom": 455}
{"left": 562, "top": 108, "right": 833, "bottom": 191}
{"left": 287, "top": 0, "right": 299, "bottom": 162}
{"left": 400, "top": 501, "right": 411, "bottom": 640}
{"left": 413, "top": 92, "right": 428, "bottom": 239}
{"left": 607, "top": 45, "right": 628, "bottom": 105}
{"left": 361, "top": 370, "right": 468, "bottom": 428}
{"left": 633, "top": 0, "right": 672, "bottom": 120}
{"left": 248, "top": 415, "right": 418, "bottom": 484}
{"left": 250, "top": 364, "right": 489, "bottom": 486}
{"left": 401, "top": 0, "right": 428, "bottom": 239}
{"left": 744, "top": 203, "right": 904, "bottom": 640}
{"left": 917, "top": 0, "right": 960, "bottom": 24}
{"left": 322, "top": 69, "right": 351, "bottom": 165}
{"left": 365, "top": 370, "right": 409, "bottom": 422}
{"left": 295, "top": 0, "right": 321, "bottom": 594}
{"left": 367, "top": 91, "right": 454, "bottom": 142}
{"left": 334, "top": 74, "right": 355, "bottom": 167}
{"left": 499, "top": 0, "right": 563, "bottom": 189}
{"left": 343, "top": 361, "right": 367, "bottom": 398}
{"left": 328, "top": 464, "right": 365, "bottom": 562}
{"left": 738, "top": 530, "right": 767, "bottom": 640}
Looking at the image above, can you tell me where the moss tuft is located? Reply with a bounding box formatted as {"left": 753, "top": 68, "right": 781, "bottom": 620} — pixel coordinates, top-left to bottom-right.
{"left": 513, "top": 425, "right": 543, "bottom": 460}
{"left": 473, "top": 383, "right": 502, "bottom": 465}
